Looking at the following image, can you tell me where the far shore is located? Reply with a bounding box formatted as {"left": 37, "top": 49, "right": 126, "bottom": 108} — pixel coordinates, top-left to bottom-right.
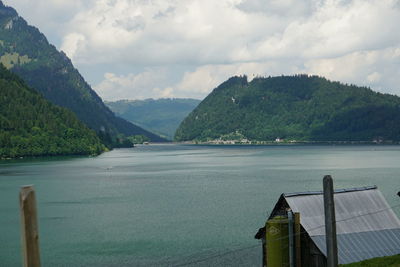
{"left": 3, "top": 140, "right": 399, "bottom": 160}
{"left": 168, "top": 140, "right": 400, "bottom": 146}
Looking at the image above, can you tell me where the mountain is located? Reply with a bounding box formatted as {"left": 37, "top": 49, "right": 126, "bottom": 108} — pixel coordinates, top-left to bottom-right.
{"left": 0, "top": 64, "right": 106, "bottom": 158}
{"left": 0, "top": 2, "right": 165, "bottom": 142}
{"left": 175, "top": 75, "right": 400, "bottom": 142}
{"left": 106, "top": 98, "right": 201, "bottom": 140}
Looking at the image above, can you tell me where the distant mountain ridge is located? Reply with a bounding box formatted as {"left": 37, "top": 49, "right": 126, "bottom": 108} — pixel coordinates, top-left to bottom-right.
{"left": 175, "top": 75, "right": 400, "bottom": 142}
{"left": 0, "top": 64, "right": 105, "bottom": 158}
{"left": 106, "top": 98, "right": 201, "bottom": 140}
{"left": 0, "top": 1, "right": 165, "bottom": 142}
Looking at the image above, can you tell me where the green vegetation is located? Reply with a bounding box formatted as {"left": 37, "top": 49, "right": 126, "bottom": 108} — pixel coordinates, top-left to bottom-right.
{"left": 0, "top": 52, "right": 31, "bottom": 68}
{"left": 341, "top": 254, "right": 400, "bottom": 266}
{"left": 106, "top": 98, "right": 201, "bottom": 140}
{"left": 127, "top": 135, "right": 150, "bottom": 144}
{"left": 0, "top": 64, "right": 106, "bottom": 158}
{"left": 175, "top": 75, "right": 400, "bottom": 142}
{"left": 0, "top": 2, "right": 165, "bottom": 143}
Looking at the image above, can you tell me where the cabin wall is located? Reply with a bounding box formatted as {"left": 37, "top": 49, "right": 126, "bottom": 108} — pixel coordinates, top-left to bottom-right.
{"left": 301, "top": 233, "right": 326, "bottom": 267}
{"left": 258, "top": 236, "right": 269, "bottom": 267}
{"left": 261, "top": 231, "right": 326, "bottom": 267}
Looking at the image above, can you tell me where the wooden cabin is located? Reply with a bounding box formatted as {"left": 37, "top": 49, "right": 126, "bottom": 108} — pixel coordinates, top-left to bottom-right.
{"left": 255, "top": 186, "right": 400, "bottom": 266}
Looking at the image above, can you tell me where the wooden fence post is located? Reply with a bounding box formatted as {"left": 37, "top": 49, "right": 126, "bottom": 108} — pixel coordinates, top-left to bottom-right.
{"left": 20, "top": 185, "right": 41, "bottom": 267}
{"left": 323, "top": 175, "right": 338, "bottom": 267}
{"left": 294, "top": 212, "right": 301, "bottom": 267}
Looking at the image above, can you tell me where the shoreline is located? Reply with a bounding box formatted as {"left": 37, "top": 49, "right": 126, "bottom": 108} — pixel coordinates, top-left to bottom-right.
{"left": 2, "top": 141, "right": 399, "bottom": 160}
{"left": 172, "top": 140, "right": 400, "bottom": 146}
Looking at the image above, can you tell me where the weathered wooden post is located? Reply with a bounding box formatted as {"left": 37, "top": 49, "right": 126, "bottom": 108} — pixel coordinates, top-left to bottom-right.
{"left": 20, "top": 185, "right": 41, "bottom": 267}
{"left": 288, "top": 211, "right": 294, "bottom": 267}
{"left": 323, "top": 175, "right": 338, "bottom": 267}
{"left": 294, "top": 212, "right": 301, "bottom": 267}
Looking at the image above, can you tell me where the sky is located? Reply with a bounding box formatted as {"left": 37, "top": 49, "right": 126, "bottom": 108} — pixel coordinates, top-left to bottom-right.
{"left": 4, "top": 0, "right": 400, "bottom": 101}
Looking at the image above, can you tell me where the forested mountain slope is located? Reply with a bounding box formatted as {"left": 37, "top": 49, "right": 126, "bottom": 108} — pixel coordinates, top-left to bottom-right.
{"left": 106, "top": 98, "right": 201, "bottom": 140}
{"left": 175, "top": 75, "right": 400, "bottom": 142}
{"left": 0, "top": 64, "right": 105, "bottom": 158}
{"left": 0, "top": 1, "right": 165, "bottom": 142}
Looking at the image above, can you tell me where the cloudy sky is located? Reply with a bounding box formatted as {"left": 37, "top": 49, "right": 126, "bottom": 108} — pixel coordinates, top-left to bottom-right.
{"left": 4, "top": 0, "right": 400, "bottom": 100}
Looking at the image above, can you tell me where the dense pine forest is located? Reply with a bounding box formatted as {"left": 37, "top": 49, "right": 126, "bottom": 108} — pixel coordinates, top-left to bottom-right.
{"left": 175, "top": 75, "right": 400, "bottom": 142}
{"left": 0, "top": 64, "right": 106, "bottom": 158}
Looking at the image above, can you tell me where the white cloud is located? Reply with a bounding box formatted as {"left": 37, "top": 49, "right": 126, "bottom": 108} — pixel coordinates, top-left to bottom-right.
{"left": 174, "top": 62, "right": 287, "bottom": 97}
{"left": 58, "top": 0, "right": 400, "bottom": 64}
{"left": 61, "top": 33, "right": 86, "bottom": 61}
{"left": 367, "top": 72, "right": 382, "bottom": 83}
{"left": 94, "top": 44, "right": 400, "bottom": 100}
{"left": 4, "top": 0, "right": 400, "bottom": 99}
{"left": 94, "top": 68, "right": 171, "bottom": 100}
{"left": 3, "top": 0, "right": 88, "bottom": 46}
{"left": 94, "top": 60, "right": 302, "bottom": 100}
{"left": 304, "top": 46, "right": 400, "bottom": 93}
{"left": 154, "top": 87, "right": 175, "bottom": 98}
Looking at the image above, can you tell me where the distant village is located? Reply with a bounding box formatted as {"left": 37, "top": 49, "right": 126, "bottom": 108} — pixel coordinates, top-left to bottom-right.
{"left": 187, "top": 137, "right": 394, "bottom": 145}
{"left": 202, "top": 137, "right": 286, "bottom": 145}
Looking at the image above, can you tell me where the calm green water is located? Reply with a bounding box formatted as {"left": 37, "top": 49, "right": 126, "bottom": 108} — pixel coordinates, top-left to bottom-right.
{"left": 1, "top": 144, "right": 400, "bottom": 266}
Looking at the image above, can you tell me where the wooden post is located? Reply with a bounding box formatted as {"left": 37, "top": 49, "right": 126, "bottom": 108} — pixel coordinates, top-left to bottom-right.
{"left": 294, "top": 212, "right": 301, "bottom": 267}
{"left": 20, "top": 185, "right": 41, "bottom": 267}
{"left": 323, "top": 175, "right": 338, "bottom": 267}
{"left": 288, "top": 211, "right": 295, "bottom": 267}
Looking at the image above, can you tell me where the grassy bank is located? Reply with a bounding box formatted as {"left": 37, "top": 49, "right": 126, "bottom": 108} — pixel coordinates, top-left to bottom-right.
{"left": 341, "top": 254, "right": 400, "bottom": 267}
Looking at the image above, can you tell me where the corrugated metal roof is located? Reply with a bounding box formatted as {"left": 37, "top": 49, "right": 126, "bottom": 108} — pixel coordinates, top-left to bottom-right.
{"left": 312, "top": 229, "right": 400, "bottom": 264}
{"left": 284, "top": 186, "right": 400, "bottom": 264}
{"left": 285, "top": 188, "right": 400, "bottom": 236}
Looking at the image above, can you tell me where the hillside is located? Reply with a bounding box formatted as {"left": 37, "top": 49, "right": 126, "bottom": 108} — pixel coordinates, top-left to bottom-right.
{"left": 175, "top": 75, "right": 400, "bottom": 142}
{"left": 0, "top": 64, "right": 106, "bottom": 158}
{"left": 0, "top": 2, "right": 165, "bottom": 142}
{"left": 106, "top": 98, "right": 201, "bottom": 140}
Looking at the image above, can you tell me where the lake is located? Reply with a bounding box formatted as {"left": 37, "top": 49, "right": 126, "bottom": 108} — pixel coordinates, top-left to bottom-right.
{"left": 1, "top": 144, "right": 400, "bottom": 266}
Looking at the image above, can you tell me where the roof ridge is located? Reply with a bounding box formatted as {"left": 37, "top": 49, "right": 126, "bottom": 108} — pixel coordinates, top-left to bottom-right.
{"left": 283, "top": 185, "right": 377, "bottom": 197}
